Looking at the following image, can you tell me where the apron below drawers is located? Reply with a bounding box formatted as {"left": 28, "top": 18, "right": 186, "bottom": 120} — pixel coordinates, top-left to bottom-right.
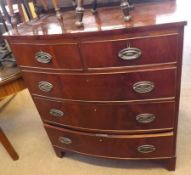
{"left": 45, "top": 124, "right": 174, "bottom": 159}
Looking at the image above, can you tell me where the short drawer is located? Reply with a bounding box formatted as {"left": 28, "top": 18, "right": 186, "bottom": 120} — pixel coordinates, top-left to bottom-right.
{"left": 10, "top": 43, "right": 82, "bottom": 70}
{"left": 23, "top": 68, "right": 176, "bottom": 101}
{"left": 45, "top": 124, "right": 174, "bottom": 159}
{"left": 34, "top": 97, "right": 175, "bottom": 132}
{"left": 80, "top": 34, "right": 178, "bottom": 69}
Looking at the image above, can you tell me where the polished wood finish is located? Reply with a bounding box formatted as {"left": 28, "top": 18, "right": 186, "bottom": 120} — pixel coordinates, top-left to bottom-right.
{"left": 22, "top": 68, "right": 176, "bottom": 101}
{"left": 0, "top": 78, "right": 25, "bottom": 99}
{"left": 33, "top": 97, "right": 175, "bottom": 133}
{"left": 164, "top": 157, "right": 176, "bottom": 171}
{"left": 3, "top": 1, "right": 186, "bottom": 38}
{"left": 10, "top": 43, "right": 82, "bottom": 70}
{"left": 81, "top": 33, "right": 178, "bottom": 69}
{"left": 3, "top": 0, "right": 187, "bottom": 170}
{"left": 0, "top": 67, "right": 25, "bottom": 99}
{"left": 45, "top": 124, "right": 174, "bottom": 159}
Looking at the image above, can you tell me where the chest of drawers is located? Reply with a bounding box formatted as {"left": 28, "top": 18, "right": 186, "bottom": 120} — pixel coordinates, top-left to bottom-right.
{"left": 4, "top": 0, "right": 186, "bottom": 171}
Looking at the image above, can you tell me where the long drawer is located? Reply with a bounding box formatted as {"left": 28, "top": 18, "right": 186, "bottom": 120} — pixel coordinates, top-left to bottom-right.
{"left": 10, "top": 43, "right": 82, "bottom": 70}
{"left": 34, "top": 97, "right": 175, "bottom": 132}
{"left": 80, "top": 33, "right": 178, "bottom": 69}
{"left": 45, "top": 124, "right": 174, "bottom": 159}
{"left": 23, "top": 68, "right": 176, "bottom": 101}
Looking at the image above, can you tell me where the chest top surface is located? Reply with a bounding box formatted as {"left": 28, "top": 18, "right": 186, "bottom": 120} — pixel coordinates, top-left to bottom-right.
{"left": 3, "top": 0, "right": 187, "bottom": 40}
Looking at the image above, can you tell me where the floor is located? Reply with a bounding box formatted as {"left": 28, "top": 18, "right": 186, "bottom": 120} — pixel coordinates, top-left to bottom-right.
{"left": 1, "top": 1, "right": 191, "bottom": 175}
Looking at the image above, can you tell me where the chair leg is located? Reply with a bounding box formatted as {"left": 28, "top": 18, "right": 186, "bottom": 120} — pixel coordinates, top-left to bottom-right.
{"left": 0, "top": 128, "right": 19, "bottom": 160}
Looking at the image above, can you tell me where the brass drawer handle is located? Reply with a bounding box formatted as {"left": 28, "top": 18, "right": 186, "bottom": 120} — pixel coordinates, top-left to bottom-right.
{"left": 137, "top": 145, "right": 156, "bottom": 154}
{"left": 38, "top": 81, "right": 53, "bottom": 92}
{"left": 35, "top": 51, "right": 52, "bottom": 64}
{"left": 118, "top": 47, "right": 142, "bottom": 60}
{"left": 59, "top": 137, "right": 72, "bottom": 145}
{"left": 49, "top": 109, "right": 64, "bottom": 118}
{"left": 136, "top": 113, "right": 156, "bottom": 124}
{"left": 133, "top": 81, "right": 155, "bottom": 94}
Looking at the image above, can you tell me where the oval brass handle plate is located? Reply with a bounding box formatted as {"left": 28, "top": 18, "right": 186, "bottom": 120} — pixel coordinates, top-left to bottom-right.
{"left": 136, "top": 113, "right": 156, "bottom": 124}
{"left": 118, "top": 47, "right": 142, "bottom": 60}
{"left": 49, "top": 109, "right": 64, "bottom": 117}
{"left": 59, "top": 137, "right": 72, "bottom": 145}
{"left": 38, "top": 81, "right": 53, "bottom": 92}
{"left": 137, "top": 145, "right": 156, "bottom": 154}
{"left": 133, "top": 81, "right": 155, "bottom": 94}
{"left": 35, "top": 51, "right": 52, "bottom": 64}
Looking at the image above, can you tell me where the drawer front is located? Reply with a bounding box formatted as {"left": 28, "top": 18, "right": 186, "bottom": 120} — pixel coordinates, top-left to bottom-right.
{"left": 10, "top": 43, "right": 82, "bottom": 70}
{"left": 34, "top": 97, "right": 175, "bottom": 132}
{"left": 23, "top": 68, "right": 176, "bottom": 101}
{"left": 81, "top": 34, "right": 178, "bottom": 69}
{"left": 45, "top": 125, "right": 174, "bottom": 159}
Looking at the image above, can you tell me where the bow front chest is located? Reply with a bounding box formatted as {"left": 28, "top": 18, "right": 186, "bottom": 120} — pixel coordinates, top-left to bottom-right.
{"left": 4, "top": 1, "right": 187, "bottom": 171}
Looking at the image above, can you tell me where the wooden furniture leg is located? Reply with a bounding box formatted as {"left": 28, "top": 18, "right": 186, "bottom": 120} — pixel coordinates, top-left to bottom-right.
{"left": 0, "top": 127, "right": 19, "bottom": 160}
{"left": 164, "top": 157, "right": 176, "bottom": 171}
{"left": 53, "top": 146, "right": 65, "bottom": 158}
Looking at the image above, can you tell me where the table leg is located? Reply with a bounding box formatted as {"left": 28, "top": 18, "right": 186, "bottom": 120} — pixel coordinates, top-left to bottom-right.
{"left": 0, "top": 128, "right": 19, "bottom": 160}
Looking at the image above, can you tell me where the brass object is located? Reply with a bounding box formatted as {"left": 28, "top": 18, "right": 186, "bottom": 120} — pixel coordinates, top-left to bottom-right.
{"left": 72, "top": 0, "right": 134, "bottom": 27}
{"left": 133, "top": 81, "right": 155, "bottom": 94}
{"left": 136, "top": 113, "right": 156, "bottom": 124}
{"left": 59, "top": 137, "right": 72, "bottom": 145}
{"left": 38, "top": 81, "right": 53, "bottom": 92}
{"left": 49, "top": 109, "right": 64, "bottom": 117}
{"left": 120, "top": 0, "right": 134, "bottom": 22}
{"left": 35, "top": 51, "right": 52, "bottom": 64}
{"left": 118, "top": 46, "right": 142, "bottom": 60}
{"left": 75, "top": 0, "right": 134, "bottom": 27}
{"left": 137, "top": 145, "right": 156, "bottom": 154}
{"left": 75, "top": 0, "right": 84, "bottom": 27}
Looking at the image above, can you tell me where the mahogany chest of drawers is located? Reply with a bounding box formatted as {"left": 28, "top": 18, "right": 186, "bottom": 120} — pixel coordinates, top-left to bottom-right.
{"left": 4, "top": 0, "right": 186, "bottom": 171}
